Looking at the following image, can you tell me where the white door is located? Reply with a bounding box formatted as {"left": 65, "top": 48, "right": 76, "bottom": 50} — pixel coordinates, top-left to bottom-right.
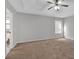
{"left": 5, "top": 8, "right": 13, "bottom": 56}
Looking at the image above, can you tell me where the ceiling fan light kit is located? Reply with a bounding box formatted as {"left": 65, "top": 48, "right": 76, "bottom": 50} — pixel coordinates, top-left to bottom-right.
{"left": 54, "top": 6, "right": 60, "bottom": 11}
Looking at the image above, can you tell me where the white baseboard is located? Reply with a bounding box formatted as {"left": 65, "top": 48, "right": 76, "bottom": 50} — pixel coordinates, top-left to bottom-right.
{"left": 64, "top": 36, "right": 74, "bottom": 40}
{"left": 16, "top": 35, "right": 63, "bottom": 44}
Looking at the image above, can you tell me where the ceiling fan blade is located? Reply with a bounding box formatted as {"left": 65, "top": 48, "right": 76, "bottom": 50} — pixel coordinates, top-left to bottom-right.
{"left": 48, "top": 6, "right": 53, "bottom": 10}
{"left": 61, "top": 5, "right": 69, "bottom": 7}
{"left": 47, "top": 1, "right": 53, "bottom": 4}
{"left": 56, "top": 0, "right": 59, "bottom": 3}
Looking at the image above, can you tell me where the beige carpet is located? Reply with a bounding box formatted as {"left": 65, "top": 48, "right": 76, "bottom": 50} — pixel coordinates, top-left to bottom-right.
{"left": 6, "top": 38, "right": 74, "bottom": 59}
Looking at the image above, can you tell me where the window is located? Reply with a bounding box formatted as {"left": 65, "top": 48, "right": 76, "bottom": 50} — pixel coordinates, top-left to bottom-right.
{"left": 5, "top": 9, "right": 12, "bottom": 32}
{"left": 55, "top": 20, "right": 63, "bottom": 34}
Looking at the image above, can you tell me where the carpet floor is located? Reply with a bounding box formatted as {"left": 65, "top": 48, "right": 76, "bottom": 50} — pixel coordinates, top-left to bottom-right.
{"left": 6, "top": 38, "right": 74, "bottom": 59}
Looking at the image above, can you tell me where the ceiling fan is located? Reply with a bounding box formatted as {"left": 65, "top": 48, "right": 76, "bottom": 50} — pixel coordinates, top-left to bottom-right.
{"left": 46, "top": 0, "right": 69, "bottom": 11}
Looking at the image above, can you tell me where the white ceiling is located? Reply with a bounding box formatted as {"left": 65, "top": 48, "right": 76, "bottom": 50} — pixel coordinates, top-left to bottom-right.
{"left": 8, "top": 0, "right": 74, "bottom": 18}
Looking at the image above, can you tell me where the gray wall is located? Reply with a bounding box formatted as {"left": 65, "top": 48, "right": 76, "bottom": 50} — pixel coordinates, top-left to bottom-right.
{"left": 64, "top": 16, "right": 74, "bottom": 40}
{"left": 6, "top": 0, "right": 64, "bottom": 45}
{"left": 13, "top": 13, "right": 64, "bottom": 43}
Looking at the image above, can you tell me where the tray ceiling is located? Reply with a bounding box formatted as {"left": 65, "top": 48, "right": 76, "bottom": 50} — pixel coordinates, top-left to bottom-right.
{"left": 8, "top": 0, "right": 74, "bottom": 18}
